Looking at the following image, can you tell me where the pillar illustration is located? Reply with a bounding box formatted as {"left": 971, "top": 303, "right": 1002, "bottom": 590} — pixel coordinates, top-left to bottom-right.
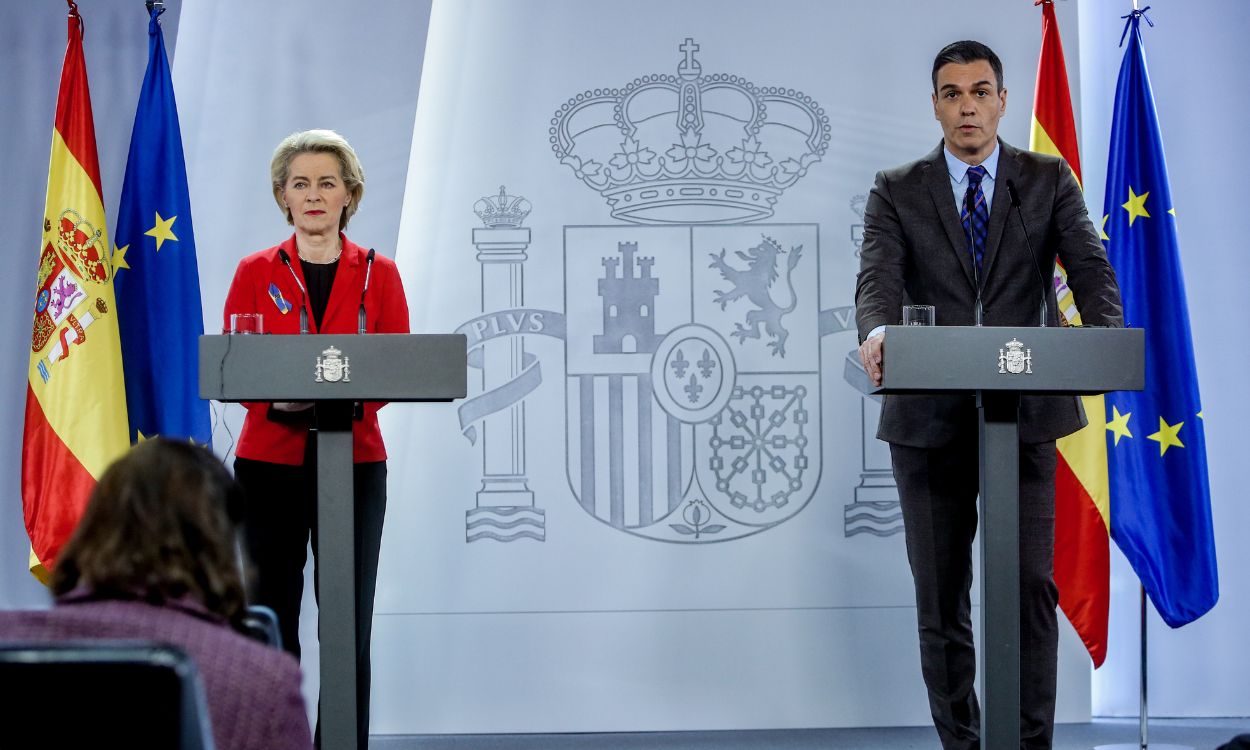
{"left": 842, "top": 350, "right": 903, "bottom": 537}
{"left": 466, "top": 187, "right": 544, "bottom": 541}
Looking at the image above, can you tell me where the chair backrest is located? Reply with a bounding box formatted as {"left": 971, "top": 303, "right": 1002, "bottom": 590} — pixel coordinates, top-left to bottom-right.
{"left": 0, "top": 640, "right": 216, "bottom": 750}
{"left": 240, "top": 604, "right": 283, "bottom": 650}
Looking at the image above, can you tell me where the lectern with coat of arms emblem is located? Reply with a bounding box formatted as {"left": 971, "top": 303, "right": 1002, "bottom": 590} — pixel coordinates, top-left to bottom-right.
{"left": 875, "top": 324, "right": 1142, "bottom": 750}
{"left": 199, "top": 332, "right": 466, "bottom": 750}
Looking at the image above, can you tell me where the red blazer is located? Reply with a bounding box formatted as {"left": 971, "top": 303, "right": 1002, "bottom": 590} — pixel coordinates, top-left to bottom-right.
{"left": 222, "top": 234, "right": 410, "bottom": 464}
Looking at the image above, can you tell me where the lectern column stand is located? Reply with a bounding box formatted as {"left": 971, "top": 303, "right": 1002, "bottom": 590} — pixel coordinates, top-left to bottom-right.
{"left": 874, "top": 325, "right": 1143, "bottom": 750}
{"left": 316, "top": 401, "right": 358, "bottom": 750}
{"left": 978, "top": 391, "right": 1022, "bottom": 750}
{"left": 200, "top": 333, "right": 467, "bottom": 750}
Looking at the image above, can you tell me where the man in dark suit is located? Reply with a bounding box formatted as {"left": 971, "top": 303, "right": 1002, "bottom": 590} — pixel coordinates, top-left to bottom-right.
{"left": 854, "top": 41, "right": 1122, "bottom": 749}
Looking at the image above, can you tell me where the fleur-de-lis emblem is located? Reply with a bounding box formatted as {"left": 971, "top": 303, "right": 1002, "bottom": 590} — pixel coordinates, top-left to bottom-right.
{"left": 684, "top": 374, "right": 703, "bottom": 404}
{"left": 671, "top": 348, "right": 689, "bottom": 379}
{"left": 698, "top": 348, "right": 716, "bottom": 379}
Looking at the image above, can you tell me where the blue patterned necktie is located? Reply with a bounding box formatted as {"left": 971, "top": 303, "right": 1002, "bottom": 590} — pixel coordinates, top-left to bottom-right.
{"left": 961, "top": 165, "right": 989, "bottom": 277}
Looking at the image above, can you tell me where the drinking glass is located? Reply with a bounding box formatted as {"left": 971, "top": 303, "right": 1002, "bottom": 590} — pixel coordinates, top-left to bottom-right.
{"left": 902, "top": 305, "right": 935, "bottom": 326}
{"left": 230, "top": 313, "right": 264, "bottom": 334}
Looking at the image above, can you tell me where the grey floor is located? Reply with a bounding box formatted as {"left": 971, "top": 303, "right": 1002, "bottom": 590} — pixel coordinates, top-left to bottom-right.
{"left": 372, "top": 719, "right": 1248, "bottom": 749}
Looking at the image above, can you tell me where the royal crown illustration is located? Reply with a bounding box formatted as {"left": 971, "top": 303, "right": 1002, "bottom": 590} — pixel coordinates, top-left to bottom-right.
{"left": 474, "top": 185, "right": 532, "bottom": 228}
{"left": 551, "top": 38, "right": 830, "bottom": 224}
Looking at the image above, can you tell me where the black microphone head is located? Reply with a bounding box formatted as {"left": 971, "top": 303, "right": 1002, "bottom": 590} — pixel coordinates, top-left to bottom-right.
{"left": 278, "top": 248, "right": 292, "bottom": 264}
{"left": 1006, "top": 179, "right": 1022, "bottom": 207}
{"left": 361, "top": 248, "right": 377, "bottom": 296}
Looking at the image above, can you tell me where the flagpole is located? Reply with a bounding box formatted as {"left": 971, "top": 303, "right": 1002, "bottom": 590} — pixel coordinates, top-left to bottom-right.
{"left": 1095, "top": 587, "right": 1190, "bottom": 750}
{"left": 1097, "top": 3, "right": 1216, "bottom": 746}
{"left": 1110, "top": 26, "right": 1156, "bottom": 750}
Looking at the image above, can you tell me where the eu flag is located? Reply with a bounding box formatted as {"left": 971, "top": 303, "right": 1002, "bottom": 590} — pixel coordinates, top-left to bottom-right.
{"left": 113, "top": 6, "right": 210, "bottom": 444}
{"left": 1103, "top": 11, "right": 1217, "bottom": 627}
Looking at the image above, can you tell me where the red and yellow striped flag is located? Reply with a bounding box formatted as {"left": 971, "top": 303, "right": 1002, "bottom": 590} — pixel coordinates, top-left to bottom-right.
{"left": 1029, "top": 0, "right": 1110, "bottom": 666}
{"left": 22, "top": 4, "right": 129, "bottom": 582}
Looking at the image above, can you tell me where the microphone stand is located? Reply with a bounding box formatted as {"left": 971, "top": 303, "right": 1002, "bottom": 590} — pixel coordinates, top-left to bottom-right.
{"left": 279, "top": 248, "right": 310, "bottom": 334}
{"left": 1006, "top": 180, "right": 1049, "bottom": 327}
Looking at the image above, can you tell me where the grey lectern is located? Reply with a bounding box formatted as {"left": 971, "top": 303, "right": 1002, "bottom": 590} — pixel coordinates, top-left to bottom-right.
{"left": 874, "top": 325, "right": 1142, "bottom": 750}
{"left": 200, "top": 333, "right": 466, "bottom": 750}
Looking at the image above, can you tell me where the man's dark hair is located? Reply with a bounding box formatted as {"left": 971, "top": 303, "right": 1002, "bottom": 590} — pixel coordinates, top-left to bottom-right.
{"left": 932, "top": 40, "right": 1004, "bottom": 93}
{"left": 51, "top": 438, "right": 249, "bottom": 628}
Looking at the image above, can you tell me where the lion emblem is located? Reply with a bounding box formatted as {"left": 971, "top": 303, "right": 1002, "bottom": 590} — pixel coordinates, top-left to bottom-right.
{"left": 708, "top": 235, "right": 802, "bottom": 356}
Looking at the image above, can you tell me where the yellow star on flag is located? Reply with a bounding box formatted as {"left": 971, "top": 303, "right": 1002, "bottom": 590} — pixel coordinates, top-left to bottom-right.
{"left": 1107, "top": 406, "right": 1133, "bottom": 446}
{"left": 1147, "top": 416, "right": 1184, "bottom": 456}
{"left": 1122, "top": 187, "right": 1150, "bottom": 227}
{"left": 1100, "top": 214, "right": 1111, "bottom": 241}
{"left": 112, "top": 243, "right": 130, "bottom": 272}
{"left": 145, "top": 211, "right": 178, "bottom": 251}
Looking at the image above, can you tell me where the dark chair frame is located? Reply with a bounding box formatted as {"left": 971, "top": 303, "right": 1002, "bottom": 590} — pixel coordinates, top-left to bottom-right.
{"left": 241, "top": 604, "right": 283, "bottom": 650}
{"left": 0, "top": 640, "right": 216, "bottom": 750}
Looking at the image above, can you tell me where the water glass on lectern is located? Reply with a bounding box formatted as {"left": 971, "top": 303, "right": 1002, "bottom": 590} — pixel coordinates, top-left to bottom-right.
{"left": 230, "top": 313, "right": 264, "bottom": 334}
{"left": 902, "top": 305, "right": 934, "bottom": 326}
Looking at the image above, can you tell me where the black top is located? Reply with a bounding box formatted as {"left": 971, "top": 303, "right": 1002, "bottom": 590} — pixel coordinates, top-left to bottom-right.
{"left": 300, "top": 258, "right": 339, "bottom": 331}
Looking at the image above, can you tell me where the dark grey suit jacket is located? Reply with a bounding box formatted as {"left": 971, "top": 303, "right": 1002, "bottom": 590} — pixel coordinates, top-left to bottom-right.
{"left": 855, "top": 140, "right": 1123, "bottom": 447}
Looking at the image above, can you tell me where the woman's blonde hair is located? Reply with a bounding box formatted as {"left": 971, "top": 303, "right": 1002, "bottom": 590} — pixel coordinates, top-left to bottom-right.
{"left": 270, "top": 129, "right": 365, "bottom": 229}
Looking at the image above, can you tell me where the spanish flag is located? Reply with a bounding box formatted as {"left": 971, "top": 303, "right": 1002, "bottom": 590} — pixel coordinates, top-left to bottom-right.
{"left": 1029, "top": 0, "right": 1110, "bottom": 666}
{"left": 22, "top": 4, "right": 130, "bottom": 581}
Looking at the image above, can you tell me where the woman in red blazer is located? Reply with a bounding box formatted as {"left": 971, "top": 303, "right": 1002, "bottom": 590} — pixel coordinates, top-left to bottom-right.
{"left": 222, "top": 129, "right": 408, "bottom": 748}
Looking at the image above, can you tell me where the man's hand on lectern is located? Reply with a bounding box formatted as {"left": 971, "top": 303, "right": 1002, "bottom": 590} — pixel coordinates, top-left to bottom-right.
{"left": 859, "top": 333, "right": 885, "bottom": 387}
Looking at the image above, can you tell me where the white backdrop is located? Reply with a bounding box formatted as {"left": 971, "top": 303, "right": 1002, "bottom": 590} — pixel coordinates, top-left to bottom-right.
{"left": 2, "top": 0, "right": 1247, "bottom": 737}
{"left": 377, "top": 0, "right": 1090, "bottom": 733}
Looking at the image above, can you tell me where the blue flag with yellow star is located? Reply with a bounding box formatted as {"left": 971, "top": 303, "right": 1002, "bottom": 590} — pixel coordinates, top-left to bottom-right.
{"left": 113, "top": 6, "right": 210, "bottom": 444}
{"left": 1103, "top": 11, "right": 1217, "bottom": 628}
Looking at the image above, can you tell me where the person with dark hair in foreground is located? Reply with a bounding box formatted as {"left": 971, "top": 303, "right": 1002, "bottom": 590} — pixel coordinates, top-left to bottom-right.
{"left": 0, "top": 438, "right": 312, "bottom": 750}
{"left": 855, "top": 40, "right": 1122, "bottom": 749}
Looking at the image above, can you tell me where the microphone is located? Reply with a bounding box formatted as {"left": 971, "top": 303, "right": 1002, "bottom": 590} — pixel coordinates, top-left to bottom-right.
{"left": 278, "top": 248, "right": 310, "bottom": 334}
{"left": 1006, "top": 179, "right": 1050, "bottom": 327}
{"left": 358, "top": 248, "right": 375, "bottom": 335}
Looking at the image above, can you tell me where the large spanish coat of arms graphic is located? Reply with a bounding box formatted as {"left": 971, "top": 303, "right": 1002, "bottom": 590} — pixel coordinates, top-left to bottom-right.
{"left": 564, "top": 225, "right": 821, "bottom": 542}
{"left": 454, "top": 39, "right": 900, "bottom": 544}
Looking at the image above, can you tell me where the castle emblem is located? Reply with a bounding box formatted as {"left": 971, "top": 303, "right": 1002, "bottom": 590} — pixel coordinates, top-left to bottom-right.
{"left": 594, "top": 242, "right": 661, "bottom": 354}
